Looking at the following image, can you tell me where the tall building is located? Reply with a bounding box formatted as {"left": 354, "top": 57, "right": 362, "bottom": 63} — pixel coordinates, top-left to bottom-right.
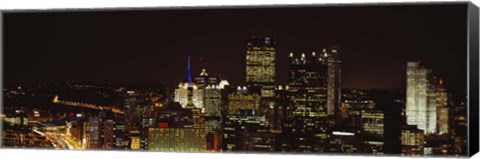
{"left": 324, "top": 48, "right": 342, "bottom": 116}
{"left": 195, "top": 69, "right": 222, "bottom": 132}
{"left": 271, "top": 85, "right": 290, "bottom": 131}
{"left": 174, "top": 58, "right": 225, "bottom": 127}
{"left": 124, "top": 92, "right": 146, "bottom": 133}
{"left": 124, "top": 91, "right": 153, "bottom": 150}
{"left": 435, "top": 79, "right": 448, "bottom": 134}
{"left": 101, "top": 119, "right": 114, "bottom": 149}
{"left": 68, "top": 113, "right": 89, "bottom": 149}
{"left": 281, "top": 52, "right": 329, "bottom": 152}
{"left": 113, "top": 117, "right": 127, "bottom": 149}
{"left": 406, "top": 61, "right": 437, "bottom": 134}
{"left": 203, "top": 86, "right": 222, "bottom": 117}
{"left": 174, "top": 83, "right": 203, "bottom": 110}
{"left": 174, "top": 57, "right": 204, "bottom": 110}
{"left": 88, "top": 117, "right": 101, "bottom": 149}
{"left": 174, "top": 57, "right": 215, "bottom": 129}
{"left": 245, "top": 36, "right": 276, "bottom": 98}
{"left": 287, "top": 52, "right": 329, "bottom": 116}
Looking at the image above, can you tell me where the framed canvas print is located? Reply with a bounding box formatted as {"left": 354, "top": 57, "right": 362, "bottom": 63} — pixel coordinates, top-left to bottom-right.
{"left": 1, "top": 1, "right": 479, "bottom": 158}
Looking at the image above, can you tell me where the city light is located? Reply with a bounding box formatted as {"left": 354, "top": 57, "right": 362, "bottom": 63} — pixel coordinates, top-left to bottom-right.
{"left": 332, "top": 131, "right": 355, "bottom": 136}
{"left": 1, "top": 35, "right": 468, "bottom": 157}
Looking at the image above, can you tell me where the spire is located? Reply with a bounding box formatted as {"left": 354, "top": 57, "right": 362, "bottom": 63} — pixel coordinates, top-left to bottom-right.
{"left": 187, "top": 56, "right": 193, "bottom": 85}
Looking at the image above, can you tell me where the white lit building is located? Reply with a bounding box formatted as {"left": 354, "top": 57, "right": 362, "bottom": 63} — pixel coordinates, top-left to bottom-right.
{"left": 406, "top": 61, "right": 436, "bottom": 134}
{"left": 174, "top": 82, "right": 204, "bottom": 110}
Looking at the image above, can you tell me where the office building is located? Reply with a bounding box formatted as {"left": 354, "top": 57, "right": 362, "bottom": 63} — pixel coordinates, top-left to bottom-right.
{"left": 327, "top": 126, "right": 362, "bottom": 153}
{"left": 148, "top": 128, "right": 206, "bottom": 152}
{"left": 401, "top": 125, "right": 425, "bottom": 156}
{"left": 281, "top": 52, "right": 329, "bottom": 152}
{"left": 235, "top": 131, "right": 280, "bottom": 152}
{"left": 361, "top": 109, "right": 384, "bottom": 154}
{"left": 435, "top": 79, "right": 448, "bottom": 135}
{"left": 222, "top": 115, "right": 270, "bottom": 151}
{"left": 406, "top": 61, "right": 436, "bottom": 134}
{"left": 88, "top": 117, "right": 101, "bottom": 149}
{"left": 325, "top": 48, "right": 342, "bottom": 116}
{"left": 245, "top": 36, "right": 276, "bottom": 98}
{"left": 227, "top": 87, "right": 261, "bottom": 115}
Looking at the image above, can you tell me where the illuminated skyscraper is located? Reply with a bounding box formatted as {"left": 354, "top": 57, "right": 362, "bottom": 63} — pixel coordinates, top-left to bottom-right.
{"left": 245, "top": 36, "right": 276, "bottom": 98}
{"left": 281, "top": 52, "right": 329, "bottom": 152}
{"left": 175, "top": 59, "right": 224, "bottom": 114}
{"left": 435, "top": 79, "right": 449, "bottom": 134}
{"left": 174, "top": 83, "right": 203, "bottom": 110}
{"left": 203, "top": 86, "right": 222, "bottom": 117}
{"left": 324, "top": 48, "right": 342, "bottom": 116}
{"left": 287, "top": 52, "right": 328, "bottom": 116}
{"left": 194, "top": 68, "right": 222, "bottom": 132}
{"left": 406, "top": 61, "right": 436, "bottom": 134}
{"left": 174, "top": 57, "right": 204, "bottom": 110}
{"left": 173, "top": 58, "right": 224, "bottom": 150}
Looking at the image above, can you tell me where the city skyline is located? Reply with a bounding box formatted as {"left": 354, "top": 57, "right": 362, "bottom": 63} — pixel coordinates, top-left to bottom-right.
{"left": 1, "top": 3, "right": 472, "bottom": 157}
{"left": 4, "top": 4, "right": 467, "bottom": 94}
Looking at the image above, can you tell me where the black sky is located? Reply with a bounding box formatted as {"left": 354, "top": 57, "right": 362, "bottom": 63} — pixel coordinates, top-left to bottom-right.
{"left": 3, "top": 3, "right": 468, "bottom": 94}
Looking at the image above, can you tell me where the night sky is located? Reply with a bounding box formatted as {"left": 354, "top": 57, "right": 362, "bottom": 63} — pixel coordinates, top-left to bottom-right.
{"left": 3, "top": 3, "right": 468, "bottom": 94}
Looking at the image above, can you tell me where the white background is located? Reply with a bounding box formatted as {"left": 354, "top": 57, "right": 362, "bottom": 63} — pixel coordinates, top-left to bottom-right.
{"left": 0, "top": 0, "right": 478, "bottom": 159}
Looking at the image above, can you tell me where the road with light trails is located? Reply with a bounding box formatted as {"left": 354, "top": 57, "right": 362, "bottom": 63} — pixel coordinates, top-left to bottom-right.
{"left": 33, "top": 128, "right": 67, "bottom": 149}
{"left": 59, "top": 134, "right": 84, "bottom": 150}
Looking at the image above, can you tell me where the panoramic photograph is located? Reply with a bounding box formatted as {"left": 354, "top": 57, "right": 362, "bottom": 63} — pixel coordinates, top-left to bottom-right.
{"left": 1, "top": 3, "right": 470, "bottom": 157}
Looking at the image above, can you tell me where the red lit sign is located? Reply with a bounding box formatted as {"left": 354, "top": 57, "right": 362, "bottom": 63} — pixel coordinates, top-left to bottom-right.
{"left": 158, "top": 122, "right": 169, "bottom": 128}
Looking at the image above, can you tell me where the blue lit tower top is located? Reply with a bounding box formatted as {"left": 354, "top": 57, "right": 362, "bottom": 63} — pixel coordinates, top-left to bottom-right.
{"left": 187, "top": 56, "right": 193, "bottom": 85}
